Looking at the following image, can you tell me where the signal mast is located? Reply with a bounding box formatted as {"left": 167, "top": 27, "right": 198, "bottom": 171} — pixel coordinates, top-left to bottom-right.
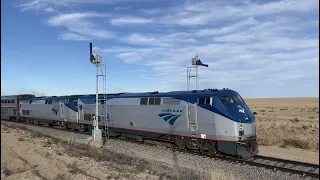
{"left": 187, "top": 54, "right": 208, "bottom": 91}
{"left": 89, "top": 43, "right": 103, "bottom": 142}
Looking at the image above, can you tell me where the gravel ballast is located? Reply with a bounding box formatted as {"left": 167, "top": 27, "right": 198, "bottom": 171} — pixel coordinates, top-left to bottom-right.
{"left": 2, "top": 121, "right": 317, "bottom": 180}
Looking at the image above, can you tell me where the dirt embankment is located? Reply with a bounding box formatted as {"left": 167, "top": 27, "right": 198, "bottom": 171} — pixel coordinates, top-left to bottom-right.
{"left": 1, "top": 123, "right": 236, "bottom": 180}
{"left": 1, "top": 124, "right": 180, "bottom": 180}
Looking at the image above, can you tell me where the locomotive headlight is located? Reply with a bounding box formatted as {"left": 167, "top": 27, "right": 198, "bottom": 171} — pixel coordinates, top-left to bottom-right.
{"left": 240, "top": 125, "right": 243, "bottom": 129}
{"left": 245, "top": 116, "right": 249, "bottom": 120}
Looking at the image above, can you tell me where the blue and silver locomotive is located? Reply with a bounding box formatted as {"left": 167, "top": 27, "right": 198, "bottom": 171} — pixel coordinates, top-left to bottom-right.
{"left": 1, "top": 88, "right": 258, "bottom": 158}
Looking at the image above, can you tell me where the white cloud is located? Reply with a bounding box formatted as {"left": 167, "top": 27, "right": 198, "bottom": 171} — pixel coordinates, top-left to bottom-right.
{"left": 95, "top": 14, "right": 318, "bottom": 95}
{"left": 163, "top": 0, "right": 319, "bottom": 26}
{"left": 58, "top": 32, "right": 90, "bottom": 41}
{"left": 15, "top": 0, "right": 319, "bottom": 97}
{"left": 117, "top": 52, "right": 142, "bottom": 63}
{"left": 110, "top": 17, "right": 153, "bottom": 25}
{"left": 18, "top": 0, "right": 157, "bottom": 12}
{"left": 128, "top": 69, "right": 147, "bottom": 73}
{"left": 47, "top": 12, "right": 115, "bottom": 40}
{"left": 18, "top": 0, "right": 113, "bottom": 11}
{"left": 121, "top": 32, "right": 200, "bottom": 47}
{"left": 124, "top": 33, "right": 158, "bottom": 45}
{"left": 44, "top": 7, "right": 55, "bottom": 12}
{"left": 47, "top": 12, "right": 108, "bottom": 26}
{"left": 139, "top": 8, "right": 163, "bottom": 15}
{"left": 19, "top": 0, "right": 46, "bottom": 11}
{"left": 196, "top": 17, "right": 259, "bottom": 36}
{"left": 114, "top": 6, "right": 130, "bottom": 11}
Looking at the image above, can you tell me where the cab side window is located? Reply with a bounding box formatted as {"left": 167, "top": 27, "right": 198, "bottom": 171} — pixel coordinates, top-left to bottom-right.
{"left": 198, "top": 97, "right": 211, "bottom": 105}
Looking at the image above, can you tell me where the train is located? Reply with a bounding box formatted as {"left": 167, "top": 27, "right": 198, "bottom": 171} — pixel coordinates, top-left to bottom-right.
{"left": 1, "top": 88, "right": 258, "bottom": 159}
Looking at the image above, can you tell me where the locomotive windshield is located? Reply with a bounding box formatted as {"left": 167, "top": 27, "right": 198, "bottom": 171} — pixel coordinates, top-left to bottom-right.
{"left": 220, "top": 94, "right": 244, "bottom": 104}
{"left": 233, "top": 94, "right": 244, "bottom": 102}
{"left": 220, "top": 96, "right": 234, "bottom": 104}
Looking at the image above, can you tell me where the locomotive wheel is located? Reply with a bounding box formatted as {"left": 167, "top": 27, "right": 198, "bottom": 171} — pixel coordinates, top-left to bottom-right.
{"left": 64, "top": 122, "right": 69, "bottom": 129}
{"left": 199, "top": 140, "right": 217, "bottom": 156}
{"left": 174, "top": 136, "right": 186, "bottom": 150}
{"left": 48, "top": 122, "right": 53, "bottom": 127}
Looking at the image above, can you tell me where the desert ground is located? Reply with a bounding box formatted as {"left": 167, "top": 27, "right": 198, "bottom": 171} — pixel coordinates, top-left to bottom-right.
{"left": 0, "top": 124, "right": 172, "bottom": 180}
{"left": 245, "top": 98, "right": 319, "bottom": 163}
{"left": 1, "top": 124, "right": 166, "bottom": 180}
{"left": 1, "top": 123, "right": 235, "bottom": 180}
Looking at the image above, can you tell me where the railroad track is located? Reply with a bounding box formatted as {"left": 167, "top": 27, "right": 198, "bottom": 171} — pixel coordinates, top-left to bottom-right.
{"left": 1, "top": 120, "right": 319, "bottom": 179}
{"left": 249, "top": 155, "right": 319, "bottom": 178}
{"left": 158, "top": 144, "right": 319, "bottom": 179}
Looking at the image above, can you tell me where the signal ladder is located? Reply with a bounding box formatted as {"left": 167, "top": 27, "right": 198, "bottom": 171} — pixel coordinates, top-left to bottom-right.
{"left": 98, "top": 64, "right": 109, "bottom": 141}
{"left": 186, "top": 65, "right": 199, "bottom": 132}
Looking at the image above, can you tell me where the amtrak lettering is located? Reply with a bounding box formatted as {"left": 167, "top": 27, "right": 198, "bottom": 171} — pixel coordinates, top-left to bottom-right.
{"left": 158, "top": 110, "right": 183, "bottom": 125}
{"left": 162, "top": 109, "right": 183, "bottom": 113}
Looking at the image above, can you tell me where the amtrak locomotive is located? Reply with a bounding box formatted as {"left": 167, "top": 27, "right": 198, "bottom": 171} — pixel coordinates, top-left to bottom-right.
{"left": 1, "top": 88, "right": 258, "bottom": 158}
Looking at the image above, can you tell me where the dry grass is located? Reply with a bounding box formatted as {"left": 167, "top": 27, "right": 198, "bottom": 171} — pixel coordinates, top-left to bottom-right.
{"left": 66, "top": 162, "right": 82, "bottom": 175}
{"left": 245, "top": 98, "right": 319, "bottom": 150}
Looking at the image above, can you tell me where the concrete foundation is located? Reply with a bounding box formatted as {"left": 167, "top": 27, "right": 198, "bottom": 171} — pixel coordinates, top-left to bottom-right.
{"left": 77, "top": 137, "right": 104, "bottom": 149}
{"left": 92, "top": 129, "right": 102, "bottom": 141}
{"left": 75, "top": 134, "right": 104, "bottom": 149}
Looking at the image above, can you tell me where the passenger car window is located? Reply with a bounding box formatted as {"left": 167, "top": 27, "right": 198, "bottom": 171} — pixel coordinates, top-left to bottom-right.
{"left": 220, "top": 96, "right": 235, "bottom": 104}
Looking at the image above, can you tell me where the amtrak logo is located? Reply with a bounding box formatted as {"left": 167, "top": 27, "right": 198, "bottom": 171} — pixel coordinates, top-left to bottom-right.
{"left": 158, "top": 113, "right": 182, "bottom": 125}
{"left": 52, "top": 105, "right": 60, "bottom": 115}
{"left": 239, "top": 108, "right": 245, "bottom": 113}
{"left": 52, "top": 108, "right": 59, "bottom": 115}
{"left": 237, "top": 105, "right": 245, "bottom": 113}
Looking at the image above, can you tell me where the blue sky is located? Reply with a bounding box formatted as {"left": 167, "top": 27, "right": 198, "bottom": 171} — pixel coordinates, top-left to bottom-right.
{"left": 1, "top": 0, "right": 319, "bottom": 98}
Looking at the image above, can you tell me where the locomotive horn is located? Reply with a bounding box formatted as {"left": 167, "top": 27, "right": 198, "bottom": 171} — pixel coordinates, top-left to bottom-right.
{"left": 90, "top": 42, "right": 95, "bottom": 63}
